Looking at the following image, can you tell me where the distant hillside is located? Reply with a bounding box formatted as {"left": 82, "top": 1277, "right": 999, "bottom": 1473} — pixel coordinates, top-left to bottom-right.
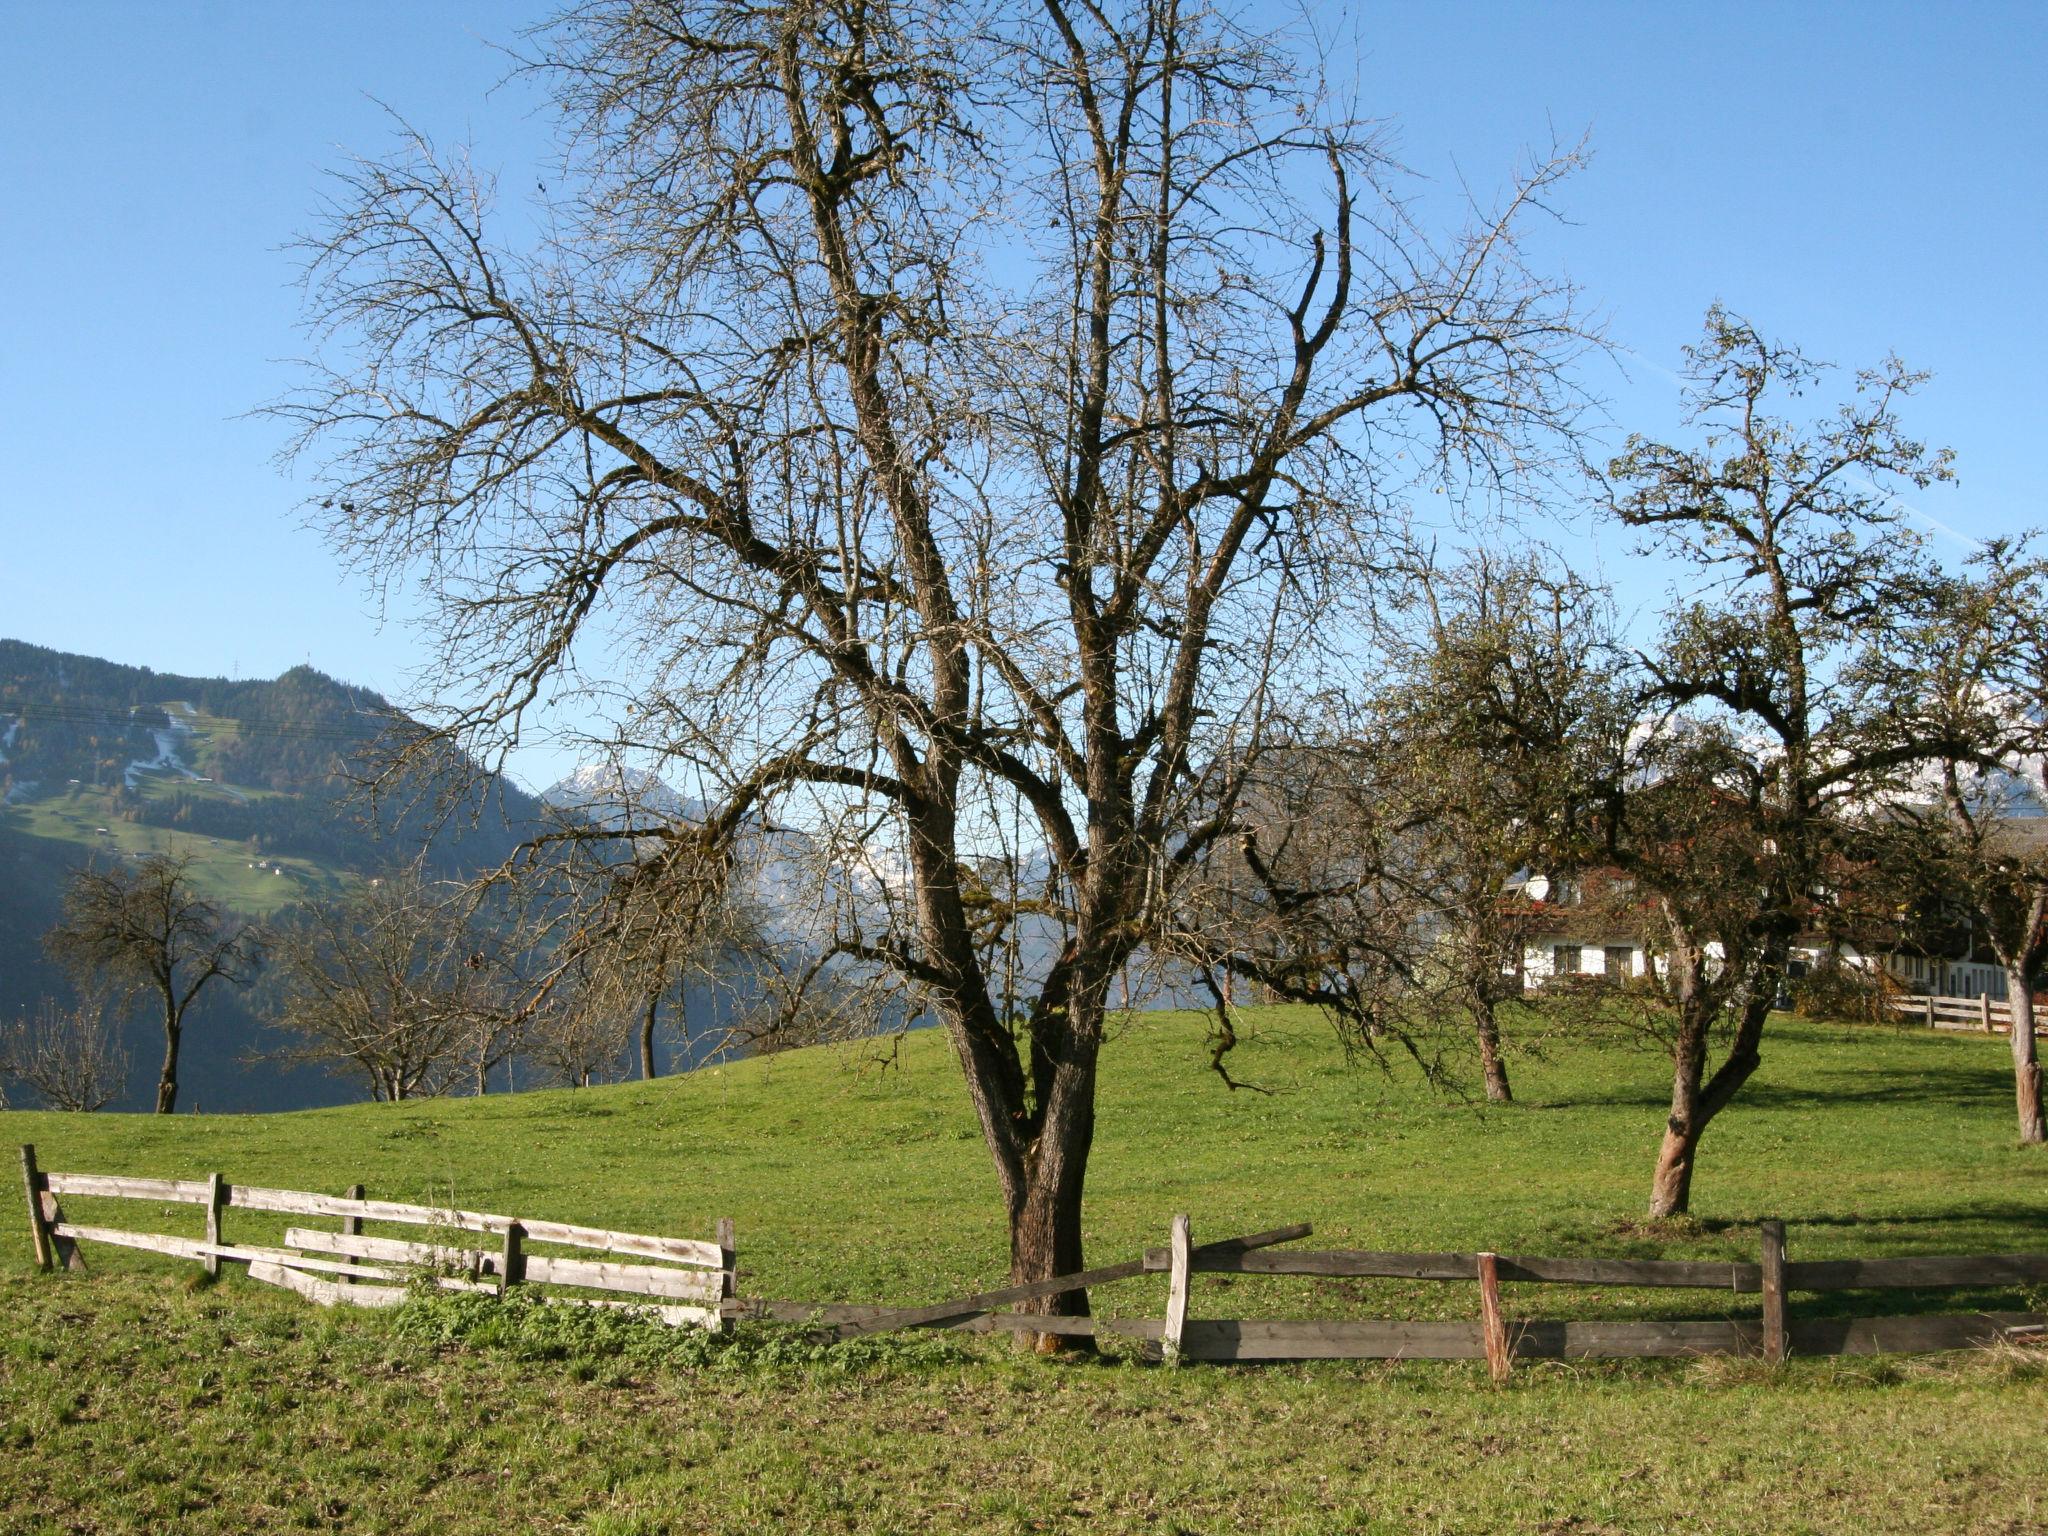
{"left": 0, "top": 639, "right": 547, "bottom": 1112}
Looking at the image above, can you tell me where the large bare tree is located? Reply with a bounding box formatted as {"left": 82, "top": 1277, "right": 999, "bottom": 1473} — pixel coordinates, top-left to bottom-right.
{"left": 284, "top": 0, "right": 1587, "bottom": 1321}
{"left": 44, "top": 854, "right": 262, "bottom": 1114}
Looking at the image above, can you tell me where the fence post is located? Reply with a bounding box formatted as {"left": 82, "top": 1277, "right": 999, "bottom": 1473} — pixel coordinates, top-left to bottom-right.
{"left": 1162, "top": 1213, "right": 1192, "bottom": 1364}
{"left": 1476, "top": 1252, "right": 1511, "bottom": 1384}
{"left": 497, "top": 1221, "right": 524, "bottom": 1296}
{"left": 717, "top": 1216, "right": 737, "bottom": 1333}
{"left": 340, "top": 1184, "right": 364, "bottom": 1286}
{"left": 19, "top": 1145, "right": 52, "bottom": 1273}
{"left": 1924, "top": 995, "right": 1936, "bottom": 1028}
{"left": 1760, "top": 1219, "right": 1788, "bottom": 1364}
{"left": 1981, "top": 994, "right": 1994, "bottom": 1033}
{"left": 203, "top": 1173, "right": 224, "bottom": 1279}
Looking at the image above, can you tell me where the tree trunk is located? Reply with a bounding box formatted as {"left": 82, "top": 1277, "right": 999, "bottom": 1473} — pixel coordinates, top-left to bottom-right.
{"left": 2009, "top": 967, "right": 2044, "bottom": 1146}
{"left": 154, "top": 1009, "right": 181, "bottom": 1115}
{"left": 1006, "top": 1033, "right": 1099, "bottom": 1354}
{"left": 641, "top": 990, "right": 661, "bottom": 1080}
{"left": 1474, "top": 1000, "right": 1511, "bottom": 1103}
{"left": 1648, "top": 929, "right": 1772, "bottom": 1218}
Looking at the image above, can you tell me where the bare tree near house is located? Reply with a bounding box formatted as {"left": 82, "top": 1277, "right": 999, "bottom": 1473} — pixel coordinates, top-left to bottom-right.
{"left": 1863, "top": 548, "right": 2048, "bottom": 1143}
{"left": 0, "top": 995, "right": 130, "bottom": 1112}
{"left": 281, "top": 0, "right": 1588, "bottom": 1330}
{"left": 1373, "top": 551, "right": 1627, "bottom": 1102}
{"left": 44, "top": 854, "right": 262, "bottom": 1114}
{"left": 1600, "top": 307, "right": 1964, "bottom": 1218}
{"left": 266, "top": 865, "right": 524, "bottom": 1101}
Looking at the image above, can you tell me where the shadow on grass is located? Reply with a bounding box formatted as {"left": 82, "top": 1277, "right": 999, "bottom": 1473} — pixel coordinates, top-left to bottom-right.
{"left": 1530, "top": 1058, "right": 2012, "bottom": 1115}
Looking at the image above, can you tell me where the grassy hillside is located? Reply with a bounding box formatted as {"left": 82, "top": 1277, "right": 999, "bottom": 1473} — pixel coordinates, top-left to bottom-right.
{"left": 3, "top": 1010, "right": 2045, "bottom": 1532}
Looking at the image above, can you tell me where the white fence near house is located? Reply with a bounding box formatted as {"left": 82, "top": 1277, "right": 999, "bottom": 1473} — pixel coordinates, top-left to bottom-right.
{"left": 1885, "top": 992, "right": 2047, "bottom": 1036}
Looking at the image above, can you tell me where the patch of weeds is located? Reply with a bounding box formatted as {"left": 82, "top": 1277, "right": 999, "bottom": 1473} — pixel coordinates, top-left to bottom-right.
{"left": 388, "top": 1288, "right": 974, "bottom": 1378}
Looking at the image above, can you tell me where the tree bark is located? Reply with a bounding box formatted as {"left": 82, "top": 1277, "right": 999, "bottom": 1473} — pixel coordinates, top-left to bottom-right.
{"left": 1004, "top": 1015, "right": 1100, "bottom": 1354}
{"left": 1474, "top": 1001, "right": 1512, "bottom": 1104}
{"left": 154, "top": 1010, "right": 181, "bottom": 1115}
{"left": 1648, "top": 928, "right": 1771, "bottom": 1218}
{"left": 2009, "top": 967, "right": 2044, "bottom": 1146}
{"left": 640, "top": 989, "right": 661, "bottom": 1081}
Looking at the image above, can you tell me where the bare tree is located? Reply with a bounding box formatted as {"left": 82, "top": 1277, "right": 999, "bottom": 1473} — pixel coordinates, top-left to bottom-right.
{"left": 266, "top": 866, "right": 522, "bottom": 1101}
{"left": 0, "top": 996, "right": 130, "bottom": 1111}
{"left": 1600, "top": 308, "right": 1962, "bottom": 1217}
{"left": 283, "top": 0, "right": 1589, "bottom": 1324}
{"left": 44, "top": 854, "right": 262, "bottom": 1114}
{"left": 1374, "top": 551, "right": 1626, "bottom": 1101}
{"left": 1860, "top": 548, "right": 2048, "bottom": 1143}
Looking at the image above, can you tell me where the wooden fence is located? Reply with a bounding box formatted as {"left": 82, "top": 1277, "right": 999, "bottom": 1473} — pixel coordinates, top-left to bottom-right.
{"left": 1886, "top": 991, "right": 2047, "bottom": 1035}
{"left": 18, "top": 1146, "right": 734, "bottom": 1329}
{"left": 21, "top": 1147, "right": 2048, "bottom": 1370}
{"left": 1138, "top": 1216, "right": 2048, "bottom": 1371}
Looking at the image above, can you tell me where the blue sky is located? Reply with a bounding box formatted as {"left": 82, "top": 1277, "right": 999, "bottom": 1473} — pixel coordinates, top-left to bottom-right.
{"left": 2, "top": 2, "right": 2043, "bottom": 790}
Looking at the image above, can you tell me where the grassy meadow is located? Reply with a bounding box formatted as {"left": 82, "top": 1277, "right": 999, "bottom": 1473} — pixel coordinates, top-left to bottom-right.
{"left": 3, "top": 1008, "right": 2046, "bottom": 1533}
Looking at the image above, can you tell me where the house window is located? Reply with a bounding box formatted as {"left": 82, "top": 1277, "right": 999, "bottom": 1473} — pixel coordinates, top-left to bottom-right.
{"left": 1604, "top": 946, "right": 1634, "bottom": 978}
{"left": 1553, "top": 944, "right": 1583, "bottom": 976}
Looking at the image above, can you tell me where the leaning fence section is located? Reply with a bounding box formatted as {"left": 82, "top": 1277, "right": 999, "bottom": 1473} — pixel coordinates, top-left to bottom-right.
{"left": 19, "top": 1145, "right": 2048, "bottom": 1370}
{"left": 17, "top": 1145, "right": 734, "bottom": 1329}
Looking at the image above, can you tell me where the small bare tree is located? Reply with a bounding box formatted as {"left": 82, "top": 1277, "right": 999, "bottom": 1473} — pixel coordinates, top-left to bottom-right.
{"left": 44, "top": 854, "right": 262, "bottom": 1114}
{"left": 267, "top": 867, "right": 520, "bottom": 1101}
{"left": 1373, "top": 551, "right": 1627, "bottom": 1101}
{"left": 0, "top": 997, "right": 130, "bottom": 1111}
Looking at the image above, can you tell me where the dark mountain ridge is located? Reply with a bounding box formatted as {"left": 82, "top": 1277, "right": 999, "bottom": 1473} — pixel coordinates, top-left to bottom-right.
{"left": 0, "top": 639, "right": 546, "bottom": 1112}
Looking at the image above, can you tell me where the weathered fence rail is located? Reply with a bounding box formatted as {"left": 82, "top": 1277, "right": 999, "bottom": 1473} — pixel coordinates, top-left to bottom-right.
{"left": 1886, "top": 992, "right": 2047, "bottom": 1035}
{"left": 19, "top": 1146, "right": 734, "bottom": 1329}
{"left": 21, "top": 1146, "right": 2047, "bottom": 1371}
{"left": 1143, "top": 1214, "right": 2048, "bottom": 1372}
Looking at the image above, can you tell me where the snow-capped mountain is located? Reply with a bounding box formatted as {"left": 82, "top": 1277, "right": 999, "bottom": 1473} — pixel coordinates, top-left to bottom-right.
{"left": 542, "top": 763, "right": 705, "bottom": 829}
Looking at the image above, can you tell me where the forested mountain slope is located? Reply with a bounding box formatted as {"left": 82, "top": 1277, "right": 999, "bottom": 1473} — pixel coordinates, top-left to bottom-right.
{"left": 0, "top": 639, "right": 545, "bottom": 1111}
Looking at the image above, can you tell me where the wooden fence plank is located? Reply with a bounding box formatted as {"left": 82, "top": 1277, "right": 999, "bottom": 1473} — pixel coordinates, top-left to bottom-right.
{"left": 555, "top": 1297, "right": 719, "bottom": 1329}
{"left": 1477, "top": 1252, "right": 1511, "bottom": 1383}
{"left": 1163, "top": 1214, "right": 1192, "bottom": 1362}
{"left": 204, "top": 1173, "right": 225, "bottom": 1281}
{"left": 341, "top": 1183, "right": 364, "bottom": 1286}
{"left": 832, "top": 1256, "right": 1151, "bottom": 1337}
{"left": 19, "top": 1145, "right": 52, "bottom": 1272}
{"left": 1177, "top": 1319, "right": 1488, "bottom": 1361}
{"left": 520, "top": 1254, "right": 724, "bottom": 1302}
{"left": 1173, "top": 1318, "right": 1767, "bottom": 1362}
{"left": 1760, "top": 1220, "right": 1787, "bottom": 1364}
{"left": 283, "top": 1226, "right": 495, "bottom": 1273}
{"left": 249, "top": 1261, "right": 410, "bottom": 1310}
{"left": 53, "top": 1223, "right": 497, "bottom": 1288}
{"left": 1784, "top": 1255, "right": 2048, "bottom": 1290}
{"left": 498, "top": 1222, "right": 524, "bottom": 1296}
{"left": 40, "top": 1172, "right": 215, "bottom": 1204}
{"left": 39, "top": 1190, "right": 84, "bottom": 1271}
{"left": 283, "top": 1226, "right": 724, "bottom": 1302}
{"left": 1787, "top": 1312, "right": 2048, "bottom": 1355}
{"left": 228, "top": 1185, "right": 722, "bottom": 1266}
{"left": 1148, "top": 1247, "right": 1764, "bottom": 1290}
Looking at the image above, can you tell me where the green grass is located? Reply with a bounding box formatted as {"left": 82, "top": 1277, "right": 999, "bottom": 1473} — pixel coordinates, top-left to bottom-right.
{"left": 4, "top": 1010, "right": 2046, "bottom": 1533}
{"left": 3, "top": 785, "right": 345, "bottom": 916}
